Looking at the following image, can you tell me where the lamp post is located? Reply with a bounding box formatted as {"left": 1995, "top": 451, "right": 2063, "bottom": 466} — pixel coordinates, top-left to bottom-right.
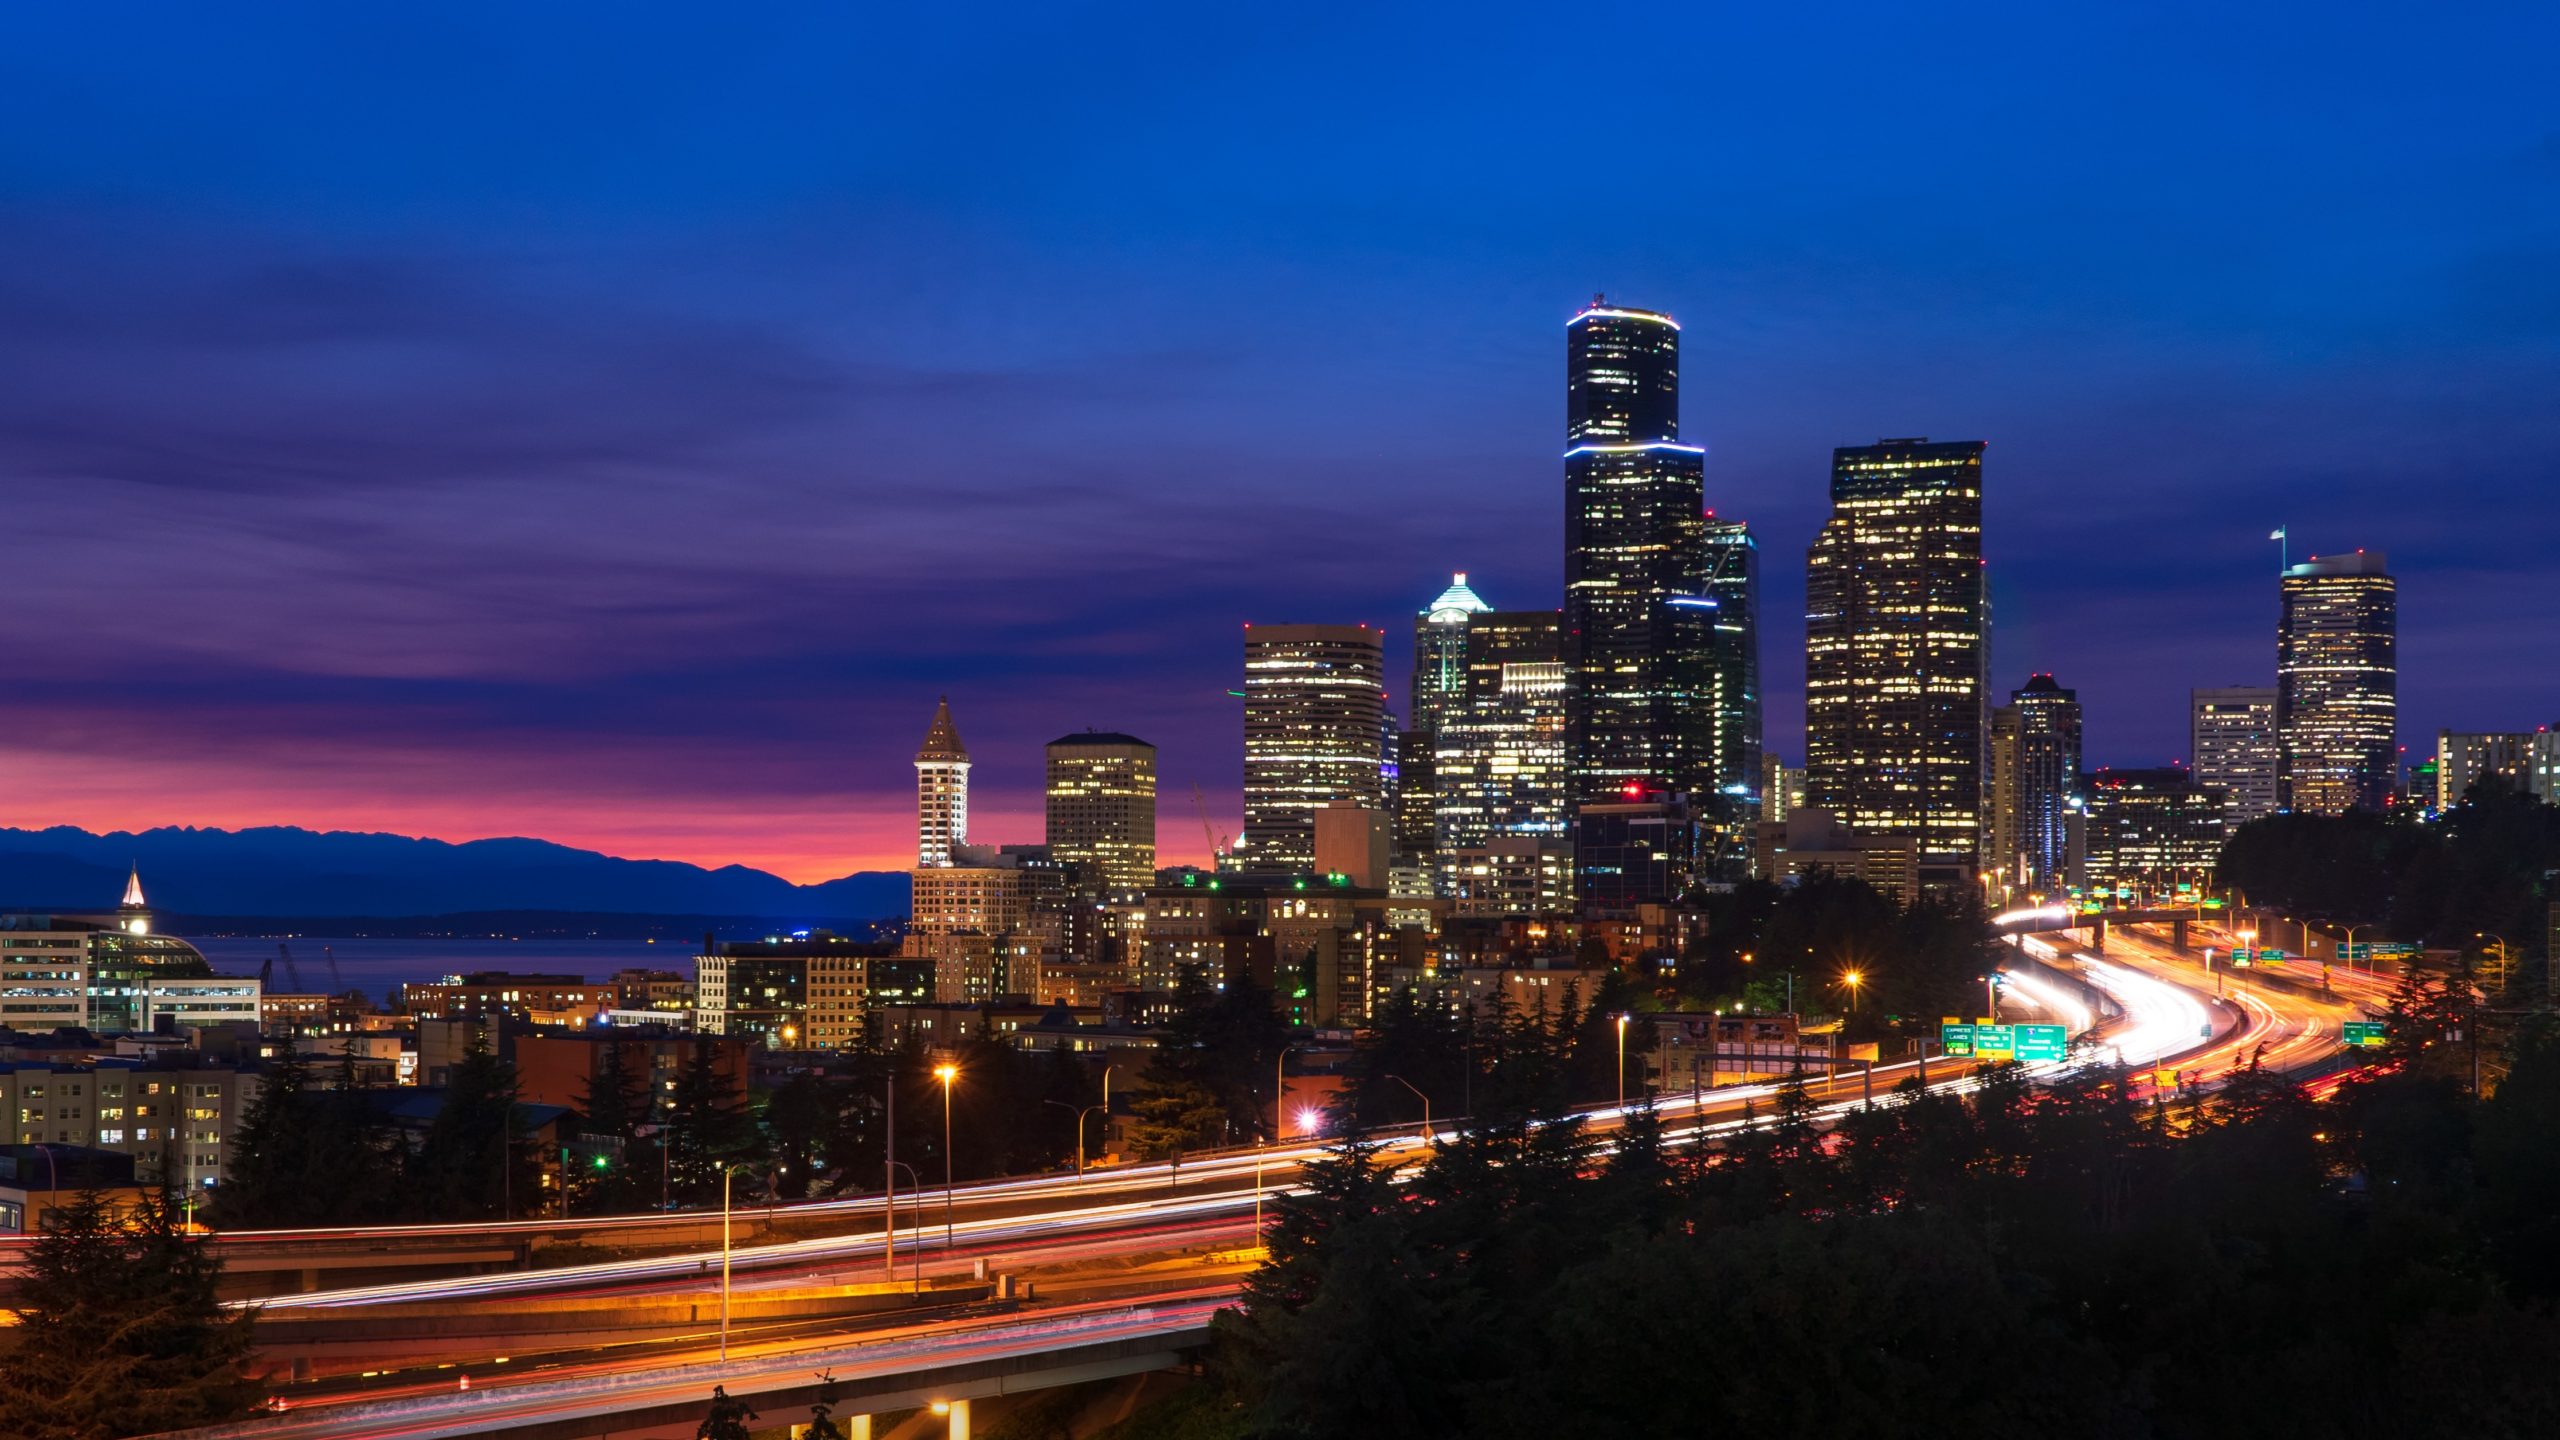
{"left": 718, "top": 1161, "right": 761, "bottom": 1361}
{"left": 884, "top": 1160, "right": 925, "bottom": 1294}
{"left": 933, "top": 1062, "right": 959, "bottom": 1253}
{"left": 1614, "top": 1014, "right": 1630, "bottom": 1112}
{"left": 1043, "top": 1098, "right": 1108, "bottom": 1181}
{"left": 2478, "top": 932, "right": 2512, "bottom": 993}
{"left": 1382, "top": 1073, "right": 1431, "bottom": 1140}
{"left": 882, "top": 1068, "right": 897, "bottom": 1281}
{"left": 1842, "top": 970, "right": 1864, "bottom": 1016}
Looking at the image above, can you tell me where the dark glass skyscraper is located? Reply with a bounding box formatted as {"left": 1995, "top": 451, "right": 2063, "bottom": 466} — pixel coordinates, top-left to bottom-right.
{"left": 1805, "top": 438, "right": 1989, "bottom": 879}
{"left": 1563, "top": 300, "right": 1711, "bottom": 819}
{"left": 1988, "top": 674, "right": 2081, "bottom": 888}
{"left": 1701, "top": 515, "right": 1762, "bottom": 871}
{"left": 2278, "top": 551, "right": 2396, "bottom": 814}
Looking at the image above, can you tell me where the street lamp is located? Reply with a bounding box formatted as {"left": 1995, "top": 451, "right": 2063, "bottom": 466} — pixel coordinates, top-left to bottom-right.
{"left": 1841, "top": 970, "right": 1864, "bottom": 1015}
{"left": 934, "top": 1062, "right": 959, "bottom": 1253}
{"left": 1614, "top": 1014, "right": 1630, "bottom": 1111}
{"left": 1382, "top": 1073, "right": 1431, "bottom": 1140}
{"left": 717, "top": 1160, "right": 767, "bottom": 1361}
{"left": 884, "top": 1160, "right": 926, "bottom": 1294}
{"left": 2478, "top": 932, "right": 2512, "bottom": 992}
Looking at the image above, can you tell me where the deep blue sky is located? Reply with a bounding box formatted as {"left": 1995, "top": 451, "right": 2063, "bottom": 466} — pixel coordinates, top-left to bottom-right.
{"left": 2, "top": 3, "right": 2554, "bottom": 876}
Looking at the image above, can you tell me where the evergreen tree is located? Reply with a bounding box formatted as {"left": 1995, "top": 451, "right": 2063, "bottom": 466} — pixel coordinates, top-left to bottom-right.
{"left": 0, "top": 1186, "right": 259, "bottom": 1439}
{"left": 210, "top": 1044, "right": 308, "bottom": 1227}
{"left": 666, "top": 1037, "right": 756, "bottom": 1204}
{"left": 409, "top": 1031, "right": 538, "bottom": 1221}
{"left": 1126, "top": 1078, "right": 1225, "bottom": 1161}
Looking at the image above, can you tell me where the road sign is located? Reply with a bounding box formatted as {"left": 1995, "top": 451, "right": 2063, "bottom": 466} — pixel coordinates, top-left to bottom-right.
{"left": 2343, "top": 941, "right": 2418, "bottom": 960}
{"left": 2229, "top": 948, "right": 2253, "bottom": 967}
{"left": 1940, "top": 1021, "right": 1976, "bottom": 1056}
{"left": 2014, "top": 1024, "right": 2067, "bottom": 1062}
{"left": 2259, "top": 948, "right": 2289, "bottom": 962}
{"left": 2342, "top": 1020, "right": 2388, "bottom": 1048}
{"left": 1972, "top": 1024, "right": 2016, "bottom": 1058}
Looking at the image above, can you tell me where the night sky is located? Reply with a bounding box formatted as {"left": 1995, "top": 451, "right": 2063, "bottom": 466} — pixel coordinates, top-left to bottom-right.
{"left": 4, "top": 4, "right": 2556, "bottom": 881}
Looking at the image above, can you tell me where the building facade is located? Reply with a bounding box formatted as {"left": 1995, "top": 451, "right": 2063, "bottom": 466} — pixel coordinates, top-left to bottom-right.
{"left": 1433, "top": 605, "right": 1569, "bottom": 896}
{"left": 2277, "top": 552, "right": 2396, "bottom": 814}
{"left": 1562, "top": 301, "right": 1714, "bottom": 819}
{"left": 1700, "top": 515, "right": 1764, "bottom": 874}
{"left": 1804, "top": 438, "right": 1990, "bottom": 880}
{"left": 2433, "top": 731, "right": 2549, "bottom": 811}
{"left": 2081, "top": 768, "right": 2230, "bottom": 892}
{"left": 1402, "top": 575, "right": 1493, "bottom": 880}
{"left": 1044, "top": 731, "right": 1157, "bottom": 897}
{"left": 1241, "top": 623, "right": 1386, "bottom": 869}
{"left": 2191, "top": 686, "right": 2280, "bottom": 825}
{"left": 1987, "top": 674, "right": 2082, "bottom": 889}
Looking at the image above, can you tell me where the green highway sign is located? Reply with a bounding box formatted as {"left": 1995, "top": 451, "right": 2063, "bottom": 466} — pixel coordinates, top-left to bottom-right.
{"left": 2229, "top": 948, "right": 2252, "bottom": 966}
{"left": 1972, "top": 1024, "right": 2016, "bottom": 1058}
{"left": 2258, "top": 948, "right": 2288, "bottom": 962}
{"left": 2015, "top": 1024, "right": 2067, "bottom": 1062}
{"left": 1940, "top": 1021, "right": 1976, "bottom": 1056}
{"left": 2342, "top": 1020, "right": 2388, "bottom": 1048}
{"left": 2343, "top": 941, "right": 2418, "bottom": 960}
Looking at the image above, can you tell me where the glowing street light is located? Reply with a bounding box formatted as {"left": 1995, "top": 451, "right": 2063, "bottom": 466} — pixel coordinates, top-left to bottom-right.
{"left": 1841, "top": 969, "right": 1865, "bottom": 1015}
{"left": 1614, "top": 1013, "right": 1630, "bottom": 1111}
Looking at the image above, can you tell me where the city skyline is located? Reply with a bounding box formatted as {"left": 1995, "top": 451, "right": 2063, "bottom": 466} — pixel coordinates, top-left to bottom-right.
{"left": 6, "top": 8, "right": 2558, "bottom": 880}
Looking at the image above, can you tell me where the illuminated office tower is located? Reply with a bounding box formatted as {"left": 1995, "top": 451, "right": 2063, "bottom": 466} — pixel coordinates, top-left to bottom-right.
{"left": 1562, "top": 299, "right": 1712, "bottom": 813}
{"left": 2191, "top": 686, "right": 2279, "bottom": 824}
{"left": 1701, "top": 515, "right": 1763, "bottom": 870}
{"left": 1241, "top": 623, "right": 1386, "bottom": 870}
{"left": 2277, "top": 551, "right": 2397, "bottom": 814}
{"left": 914, "top": 697, "right": 970, "bottom": 867}
{"left": 1397, "top": 577, "right": 1484, "bottom": 871}
{"left": 1986, "top": 675, "right": 2081, "bottom": 888}
{"left": 1435, "top": 609, "right": 1569, "bottom": 890}
{"left": 1804, "top": 438, "right": 1989, "bottom": 878}
{"left": 1044, "top": 731, "right": 1157, "bottom": 897}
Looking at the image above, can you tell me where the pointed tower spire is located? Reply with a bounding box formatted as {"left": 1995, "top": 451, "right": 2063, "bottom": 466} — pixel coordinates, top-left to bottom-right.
{"left": 121, "top": 864, "right": 147, "bottom": 910}
{"left": 917, "top": 695, "right": 969, "bottom": 762}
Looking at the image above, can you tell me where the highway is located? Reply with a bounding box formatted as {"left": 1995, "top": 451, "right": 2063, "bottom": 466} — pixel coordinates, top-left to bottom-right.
{"left": 151, "top": 926, "right": 2363, "bottom": 1438}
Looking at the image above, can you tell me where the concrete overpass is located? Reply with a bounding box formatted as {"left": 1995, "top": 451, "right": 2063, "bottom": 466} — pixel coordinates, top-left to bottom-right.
{"left": 159, "top": 1295, "right": 1223, "bottom": 1440}
{"left": 1994, "top": 903, "right": 2213, "bottom": 952}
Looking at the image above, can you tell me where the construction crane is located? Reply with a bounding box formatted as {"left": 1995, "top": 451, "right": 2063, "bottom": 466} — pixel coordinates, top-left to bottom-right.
{"left": 274, "top": 942, "right": 307, "bottom": 993}
{"left": 1190, "top": 782, "right": 1230, "bottom": 863}
{"left": 321, "top": 944, "right": 346, "bottom": 993}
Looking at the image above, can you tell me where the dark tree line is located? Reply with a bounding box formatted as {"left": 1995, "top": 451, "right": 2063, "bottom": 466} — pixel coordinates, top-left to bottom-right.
{"left": 0, "top": 1186, "right": 259, "bottom": 1439}
{"left": 2220, "top": 778, "right": 2559, "bottom": 975}
{"left": 217, "top": 1031, "right": 542, "bottom": 1227}
{"left": 1681, "top": 871, "right": 1996, "bottom": 1040}
{"left": 1209, "top": 994, "right": 2560, "bottom": 1437}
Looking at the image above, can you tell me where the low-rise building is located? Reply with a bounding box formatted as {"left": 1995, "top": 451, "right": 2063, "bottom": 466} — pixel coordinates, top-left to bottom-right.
{"left": 1753, "top": 809, "right": 1920, "bottom": 905}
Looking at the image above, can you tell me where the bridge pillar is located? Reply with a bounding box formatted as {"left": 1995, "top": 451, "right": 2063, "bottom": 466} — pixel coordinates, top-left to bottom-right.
{"left": 946, "top": 1397, "right": 973, "bottom": 1438}
{"left": 2172, "top": 917, "right": 2189, "bottom": 951}
{"left": 2088, "top": 919, "right": 2107, "bottom": 951}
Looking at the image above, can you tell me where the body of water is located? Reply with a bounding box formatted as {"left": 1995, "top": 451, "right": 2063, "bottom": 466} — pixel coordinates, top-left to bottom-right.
{"left": 189, "top": 936, "right": 682, "bottom": 1003}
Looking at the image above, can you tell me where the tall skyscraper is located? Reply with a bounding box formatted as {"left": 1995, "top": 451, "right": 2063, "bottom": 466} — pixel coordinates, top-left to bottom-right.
{"left": 1701, "top": 515, "right": 1763, "bottom": 871}
{"left": 1434, "top": 609, "right": 1569, "bottom": 883}
{"left": 1986, "top": 675, "right": 2081, "bottom": 888}
{"left": 1399, "top": 575, "right": 1489, "bottom": 873}
{"left": 1804, "top": 438, "right": 1990, "bottom": 878}
{"left": 2277, "top": 551, "right": 2397, "bottom": 814}
{"left": 914, "top": 697, "right": 970, "bottom": 868}
{"left": 1563, "top": 300, "right": 1712, "bottom": 814}
{"left": 1242, "top": 623, "right": 1386, "bottom": 869}
{"left": 1044, "top": 731, "right": 1157, "bottom": 896}
{"left": 2191, "top": 686, "right": 2279, "bottom": 824}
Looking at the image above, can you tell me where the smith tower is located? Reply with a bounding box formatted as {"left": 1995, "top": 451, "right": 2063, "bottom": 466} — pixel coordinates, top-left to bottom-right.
{"left": 1562, "top": 300, "right": 1712, "bottom": 816}
{"left": 914, "top": 697, "right": 971, "bottom": 867}
{"left": 1804, "top": 438, "right": 1989, "bottom": 880}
